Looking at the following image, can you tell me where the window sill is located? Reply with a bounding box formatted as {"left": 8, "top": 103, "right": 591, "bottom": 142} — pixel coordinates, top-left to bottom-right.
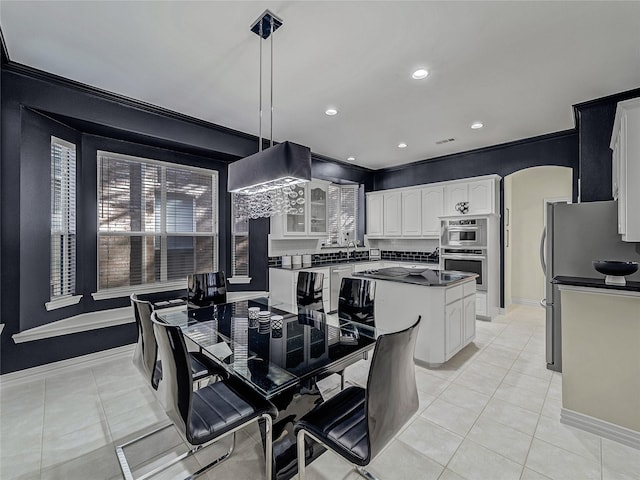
{"left": 91, "top": 280, "right": 186, "bottom": 301}
{"left": 45, "top": 295, "right": 83, "bottom": 311}
{"left": 228, "top": 276, "right": 252, "bottom": 285}
{"left": 12, "top": 290, "right": 269, "bottom": 344}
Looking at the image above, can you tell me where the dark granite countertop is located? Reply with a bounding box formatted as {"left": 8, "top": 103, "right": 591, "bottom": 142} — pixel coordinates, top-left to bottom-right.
{"left": 354, "top": 267, "right": 477, "bottom": 287}
{"left": 272, "top": 260, "right": 440, "bottom": 271}
{"left": 553, "top": 276, "right": 640, "bottom": 293}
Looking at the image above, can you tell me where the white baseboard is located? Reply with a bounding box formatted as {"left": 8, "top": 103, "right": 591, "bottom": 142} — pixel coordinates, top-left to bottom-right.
{"left": 0, "top": 344, "right": 135, "bottom": 387}
{"left": 561, "top": 408, "right": 640, "bottom": 450}
{"left": 511, "top": 297, "right": 544, "bottom": 307}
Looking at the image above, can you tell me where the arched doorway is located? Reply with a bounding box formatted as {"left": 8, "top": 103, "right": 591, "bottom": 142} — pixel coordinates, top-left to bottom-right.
{"left": 504, "top": 166, "right": 572, "bottom": 308}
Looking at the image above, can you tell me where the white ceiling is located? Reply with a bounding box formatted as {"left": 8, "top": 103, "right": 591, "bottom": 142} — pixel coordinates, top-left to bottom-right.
{"left": 2, "top": 1, "right": 640, "bottom": 170}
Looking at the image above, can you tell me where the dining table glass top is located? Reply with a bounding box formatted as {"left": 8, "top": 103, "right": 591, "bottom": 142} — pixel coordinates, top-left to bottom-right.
{"left": 155, "top": 297, "right": 378, "bottom": 399}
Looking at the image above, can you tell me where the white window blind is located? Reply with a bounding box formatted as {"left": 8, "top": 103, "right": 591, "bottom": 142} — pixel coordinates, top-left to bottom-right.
{"left": 231, "top": 193, "right": 249, "bottom": 277}
{"left": 97, "top": 151, "right": 218, "bottom": 291}
{"left": 50, "top": 137, "right": 77, "bottom": 299}
{"left": 327, "top": 184, "right": 359, "bottom": 246}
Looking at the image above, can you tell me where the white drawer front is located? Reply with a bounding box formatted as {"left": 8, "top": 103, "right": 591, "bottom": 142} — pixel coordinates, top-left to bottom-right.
{"left": 446, "top": 285, "right": 464, "bottom": 304}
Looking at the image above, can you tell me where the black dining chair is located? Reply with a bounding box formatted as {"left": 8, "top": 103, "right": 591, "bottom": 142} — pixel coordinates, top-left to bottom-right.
{"left": 336, "top": 277, "right": 376, "bottom": 389}
{"left": 187, "top": 271, "right": 227, "bottom": 307}
{"left": 130, "top": 293, "right": 225, "bottom": 390}
{"left": 294, "top": 316, "right": 421, "bottom": 480}
{"left": 296, "top": 271, "right": 325, "bottom": 313}
{"left": 117, "top": 312, "right": 278, "bottom": 480}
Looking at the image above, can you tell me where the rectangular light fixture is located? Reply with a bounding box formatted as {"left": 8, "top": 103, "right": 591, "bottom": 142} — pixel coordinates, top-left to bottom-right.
{"left": 228, "top": 141, "right": 312, "bottom": 194}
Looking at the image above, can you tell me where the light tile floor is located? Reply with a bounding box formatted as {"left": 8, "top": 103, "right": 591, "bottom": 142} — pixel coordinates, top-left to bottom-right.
{"left": 1, "top": 305, "right": 639, "bottom": 480}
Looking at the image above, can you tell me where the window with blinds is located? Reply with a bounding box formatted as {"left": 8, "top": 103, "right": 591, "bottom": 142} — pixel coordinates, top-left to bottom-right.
{"left": 327, "top": 184, "right": 359, "bottom": 246}
{"left": 231, "top": 193, "right": 249, "bottom": 277}
{"left": 50, "top": 137, "right": 77, "bottom": 299}
{"left": 97, "top": 151, "right": 218, "bottom": 290}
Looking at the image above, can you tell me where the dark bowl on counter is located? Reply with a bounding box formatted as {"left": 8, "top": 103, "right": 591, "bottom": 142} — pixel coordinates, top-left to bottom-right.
{"left": 592, "top": 260, "right": 639, "bottom": 277}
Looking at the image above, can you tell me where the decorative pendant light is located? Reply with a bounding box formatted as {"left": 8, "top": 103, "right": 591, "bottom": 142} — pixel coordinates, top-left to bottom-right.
{"left": 228, "top": 10, "right": 312, "bottom": 219}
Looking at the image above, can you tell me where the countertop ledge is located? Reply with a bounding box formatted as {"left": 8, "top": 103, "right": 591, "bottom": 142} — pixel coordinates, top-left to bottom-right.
{"left": 553, "top": 276, "right": 640, "bottom": 293}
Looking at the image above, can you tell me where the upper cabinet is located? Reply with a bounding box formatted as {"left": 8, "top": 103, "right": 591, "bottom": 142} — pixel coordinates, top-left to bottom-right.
{"left": 366, "top": 193, "right": 384, "bottom": 237}
{"left": 611, "top": 97, "right": 640, "bottom": 242}
{"left": 444, "top": 179, "right": 495, "bottom": 216}
{"left": 308, "top": 182, "right": 329, "bottom": 235}
{"left": 402, "top": 190, "right": 422, "bottom": 236}
{"left": 366, "top": 175, "right": 500, "bottom": 239}
{"left": 421, "top": 186, "right": 444, "bottom": 236}
{"left": 383, "top": 191, "right": 402, "bottom": 236}
{"left": 271, "top": 180, "right": 329, "bottom": 238}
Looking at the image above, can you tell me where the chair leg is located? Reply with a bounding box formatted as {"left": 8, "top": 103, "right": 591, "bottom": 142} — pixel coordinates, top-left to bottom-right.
{"left": 116, "top": 422, "right": 173, "bottom": 480}
{"left": 117, "top": 414, "right": 271, "bottom": 480}
{"left": 296, "top": 429, "right": 307, "bottom": 480}
{"left": 340, "top": 371, "right": 345, "bottom": 390}
{"left": 355, "top": 466, "right": 380, "bottom": 480}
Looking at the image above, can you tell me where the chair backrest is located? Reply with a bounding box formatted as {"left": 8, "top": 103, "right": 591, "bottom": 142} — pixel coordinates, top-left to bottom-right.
{"left": 150, "top": 312, "right": 193, "bottom": 437}
{"left": 338, "top": 277, "right": 375, "bottom": 327}
{"left": 188, "top": 271, "right": 227, "bottom": 306}
{"left": 365, "top": 316, "right": 420, "bottom": 461}
{"left": 131, "top": 293, "right": 157, "bottom": 386}
{"left": 296, "top": 271, "right": 324, "bottom": 312}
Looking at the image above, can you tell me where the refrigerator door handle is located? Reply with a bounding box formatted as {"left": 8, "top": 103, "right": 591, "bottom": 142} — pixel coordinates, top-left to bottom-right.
{"left": 539, "top": 227, "right": 547, "bottom": 273}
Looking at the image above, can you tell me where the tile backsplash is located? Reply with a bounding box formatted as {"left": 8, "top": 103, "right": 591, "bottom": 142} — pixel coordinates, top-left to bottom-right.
{"left": 268, "top": 249, "right": 439, "bottom": 267}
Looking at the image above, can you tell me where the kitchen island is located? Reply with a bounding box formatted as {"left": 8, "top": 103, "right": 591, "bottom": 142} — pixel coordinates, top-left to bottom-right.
{"left": 354, "top": 267, "right": 478, "bottom": 367}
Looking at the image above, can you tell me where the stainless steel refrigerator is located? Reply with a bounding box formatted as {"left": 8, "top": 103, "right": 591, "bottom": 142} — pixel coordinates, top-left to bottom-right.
{"left": 540, "top": 200, "right": 640, "bottom": 372}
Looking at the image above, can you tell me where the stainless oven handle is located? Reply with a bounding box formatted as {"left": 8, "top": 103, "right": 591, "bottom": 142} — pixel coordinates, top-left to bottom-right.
{"left": 441, "top": 255, "right": 486, "bottom": 261}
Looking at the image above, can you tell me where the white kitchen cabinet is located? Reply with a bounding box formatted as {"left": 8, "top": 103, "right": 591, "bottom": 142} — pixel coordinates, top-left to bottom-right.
{"left": 365, "top": 175, "right": 499, "bottom": 238}
{"left": 444, "top": 178, "right": 496, "bottom": 216}
{"left": 610, "top": 98, "right": 640, "bottom": 241}
{"left": 475, "top": 291, "right": 487, "bottom": 317}
{"left": 383, "top": 192, "right": 402, "bottom": 236}
{"left": 421, "top": 186, "right": 444, "bottom": 237}
{"left": 366, "top": 193, "right": 384, "bottom": 237}
{"left": 270, "top": 180, "right": 330, "bottom": 238}
{"left": 402, "top": 190, "right": 422, "bottom": 236}
{"left": 371, "top": 276, "right": 476, "bottom": 366}
{"left": 463, "top": 294, "right": 476, "bottom": 343}
{"left": 445, "top": 301, "right": 463, "bottom": 358}
{"left": 308, "top": 181, "right": 329, "bottom": 235}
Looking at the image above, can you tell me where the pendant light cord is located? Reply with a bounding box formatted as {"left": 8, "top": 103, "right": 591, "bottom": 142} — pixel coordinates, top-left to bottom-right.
{"left": 270, "top": 15, "right": 274, "bottom": 148}
{"left": 258, "top": 21, "right": 263, "bottom": 152}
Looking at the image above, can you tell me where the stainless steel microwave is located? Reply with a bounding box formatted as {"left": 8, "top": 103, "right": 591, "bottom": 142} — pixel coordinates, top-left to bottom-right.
{"left": 441, "top": 218, "right": 487, "bottom": 248}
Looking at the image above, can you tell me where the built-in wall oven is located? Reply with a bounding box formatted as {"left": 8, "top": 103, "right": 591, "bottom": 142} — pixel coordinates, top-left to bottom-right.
{"left": 441, "top": 248, "right": 487, "bottom": 291}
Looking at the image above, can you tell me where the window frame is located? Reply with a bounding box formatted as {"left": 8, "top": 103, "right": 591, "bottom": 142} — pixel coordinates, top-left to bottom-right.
{"left": 327, "top": 183, "right": 359, "bottom": 247}
{"left": 46, "top": 136, "right": 83, "bottom": 311}
{"left": 92, "top": 151, "right": 219, "bottom": 300}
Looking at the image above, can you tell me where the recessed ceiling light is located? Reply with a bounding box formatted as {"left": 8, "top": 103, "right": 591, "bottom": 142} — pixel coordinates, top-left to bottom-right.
{"left": 398, "top": 142, "right": 408, "bottom": 149}
{"left": 412, "top": 69, "right": 429, "bottom": 80}
{"left": 347, "top": 156, "right": 355, "bottom": 162}
{"left": 325, "top": 108, "right": 338, "bottom": 116}
{"left": 471, "top": 122, "right": 484, "bottom": 129}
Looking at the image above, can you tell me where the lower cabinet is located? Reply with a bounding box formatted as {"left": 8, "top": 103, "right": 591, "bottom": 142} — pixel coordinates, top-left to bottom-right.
{"left": 445, "top": 283, "right": 477, "bottom": 359}
{"left": 445, "top": 301, "right": 463, "bottom": 357}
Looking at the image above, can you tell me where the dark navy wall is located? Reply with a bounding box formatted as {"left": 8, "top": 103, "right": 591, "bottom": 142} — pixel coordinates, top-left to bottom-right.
{"left": 372, "top": 131, "right": 578, "bottom": 194}
{"left": 0, "top": 64, "right": 373, "bottom": 373}
{"left": 574, "top": 87, "right": 640, "bottom": 202}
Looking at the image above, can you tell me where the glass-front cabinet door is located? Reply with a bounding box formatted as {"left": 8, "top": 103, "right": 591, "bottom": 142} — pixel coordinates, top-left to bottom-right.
{"left": 308, "top": 181, "right": 328, "bottom": 235}
{"left": 284, "top": 183, "right": 307, "bottom": 234}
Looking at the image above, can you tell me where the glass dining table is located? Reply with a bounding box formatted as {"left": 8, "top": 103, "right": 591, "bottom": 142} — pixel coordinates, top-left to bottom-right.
{"left": 155, "top": 296, "right": 378, "bottom": 480}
